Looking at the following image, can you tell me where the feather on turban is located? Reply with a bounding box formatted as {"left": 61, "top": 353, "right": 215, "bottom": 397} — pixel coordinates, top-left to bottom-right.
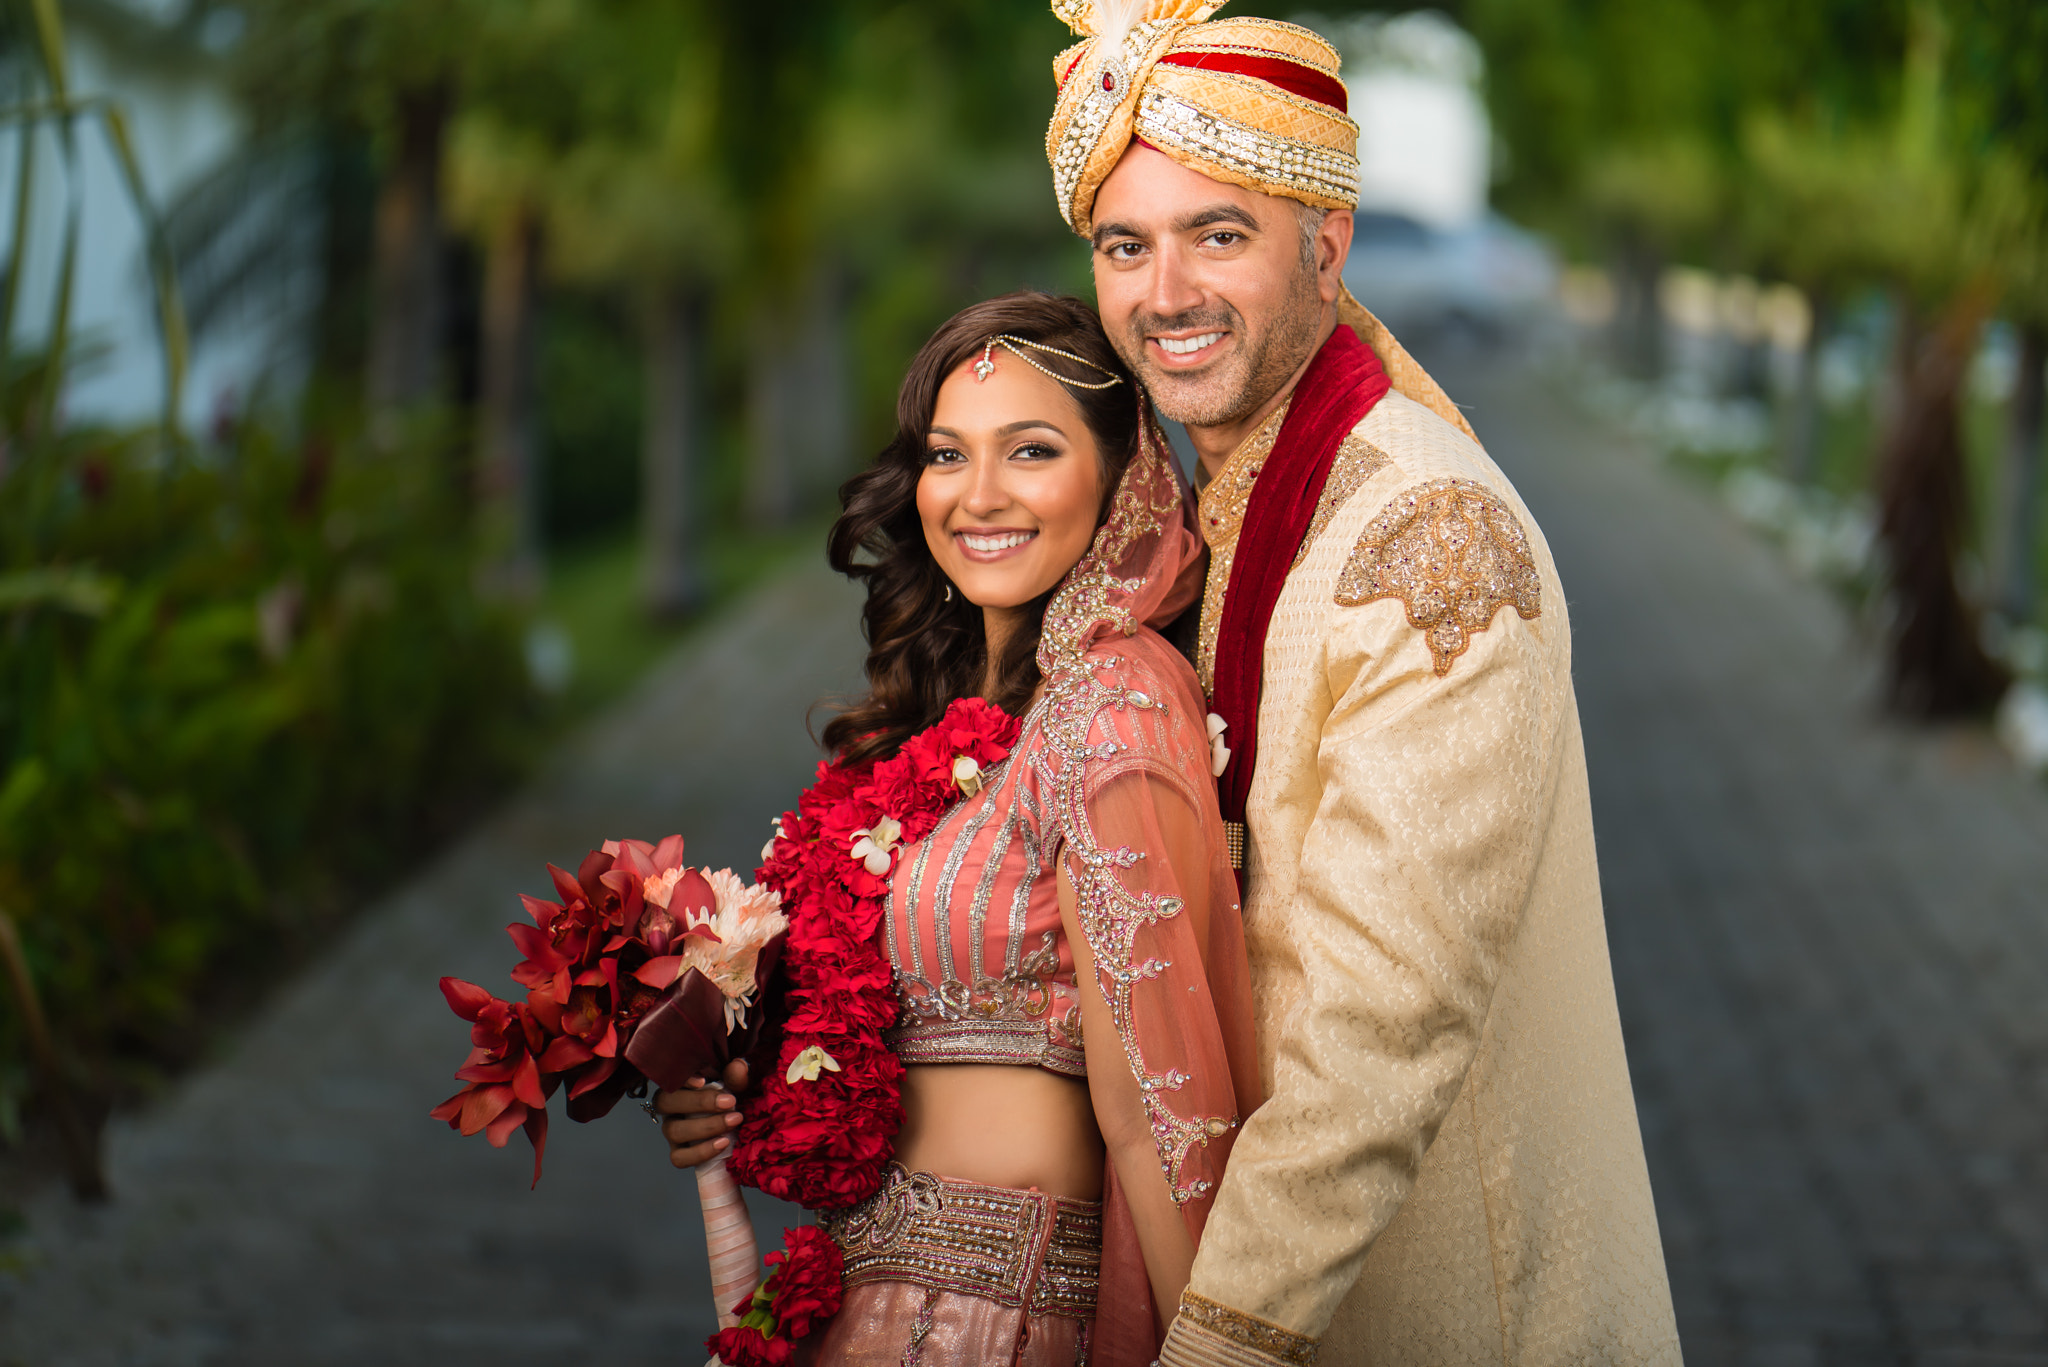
{"left": 1046, "top": 0, "right": 1360, "bottom": 237}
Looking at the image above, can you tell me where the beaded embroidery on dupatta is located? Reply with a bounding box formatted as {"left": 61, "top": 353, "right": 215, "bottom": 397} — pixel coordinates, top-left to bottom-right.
{"left": 1030, "top": 402, "right": 1258, "bottom": 1218}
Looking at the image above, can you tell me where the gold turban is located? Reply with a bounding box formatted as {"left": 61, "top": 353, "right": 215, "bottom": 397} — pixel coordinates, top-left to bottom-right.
{"left": 1044, "top": 1, "right": 1481, "bottom": 455}
{"left": 1045, "top": 0, "right": 1361, "bottom": 237}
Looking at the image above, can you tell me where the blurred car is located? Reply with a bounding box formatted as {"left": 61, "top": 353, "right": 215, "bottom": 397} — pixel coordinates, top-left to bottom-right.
{"left": 1342, "top": 210, "right": 1558, "bottom": 346}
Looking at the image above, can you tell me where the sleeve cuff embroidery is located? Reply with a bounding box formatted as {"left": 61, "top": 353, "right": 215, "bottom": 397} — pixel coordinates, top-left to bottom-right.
{"left": 1159, "top": 1290, "right": 1318, "bottom": 1366}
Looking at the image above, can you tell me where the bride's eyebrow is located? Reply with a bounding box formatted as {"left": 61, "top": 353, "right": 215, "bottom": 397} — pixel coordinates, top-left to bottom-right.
{"left": 926, "top": 420, "right": 1066, "bottom": 442}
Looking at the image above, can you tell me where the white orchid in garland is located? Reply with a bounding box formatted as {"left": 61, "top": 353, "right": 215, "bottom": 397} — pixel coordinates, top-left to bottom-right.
{"left": 784, "top": 1043, "right": 843, "bottom": 1085}
{"left": 849, "top": 816, "right": 902, "bottom": 876}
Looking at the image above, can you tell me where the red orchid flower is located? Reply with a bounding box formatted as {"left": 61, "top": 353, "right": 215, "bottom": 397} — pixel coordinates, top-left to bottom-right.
{"left": 428, "top": 978, "right": 553, "bottom": 1185}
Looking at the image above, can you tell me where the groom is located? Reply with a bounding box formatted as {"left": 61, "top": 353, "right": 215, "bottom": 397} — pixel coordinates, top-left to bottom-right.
{"left": 1045, "top": 3, "right": 1681, "bottom": 1363}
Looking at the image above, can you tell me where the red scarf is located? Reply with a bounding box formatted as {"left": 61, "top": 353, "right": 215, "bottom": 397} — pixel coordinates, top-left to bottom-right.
{"left": 1211, "top": 324, "right": 1390, "bottom": 831}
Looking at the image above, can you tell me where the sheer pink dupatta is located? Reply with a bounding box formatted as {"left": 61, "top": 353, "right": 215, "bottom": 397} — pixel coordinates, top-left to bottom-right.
{"left": 1034, "top": 403, "right": 1261, "bottom": 1363}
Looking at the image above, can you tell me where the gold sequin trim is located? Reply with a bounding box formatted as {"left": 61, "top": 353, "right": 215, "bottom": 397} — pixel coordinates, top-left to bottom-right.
{"left": 1290, "top": 434, "right": 1393, "bottom": 570}
{"left": 1334, "top": 477, "right": 1542, "bottom": 676}
{"left": 1135, "top": 83, "right": 1360, "bottom": 207}
{"left": 824, "top": 1165, "right": 1102, "bottom": 1319}
{"left": 1195, "top": 401, "right": 1289, "bottom": 696}
{"left": 1178, "top": 1291, "right": 1317, "bottom": 1365}
{"left": 1196, "top": 400, "right": 1288, "bottom": 551}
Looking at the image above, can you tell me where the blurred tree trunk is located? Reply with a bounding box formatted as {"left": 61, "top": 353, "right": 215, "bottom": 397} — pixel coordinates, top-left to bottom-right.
{"left": 1610, "top": 239, "right": 1664, "bottom": 381}
{"left": 474, "top": 203, "right": 543, "bottom": 599}
{"left": 1876, "top": 290, "right": 2010, "bottom": 717}
{"left": 1783, "top": 294, "right": 1833, "bottom": 484}
{"left": 744, "top": 267, "right": 850, "bottom": 529}
{"left": 745, "top": 304, "right": 795, "bottom": 529}
{"left": 793, "top": 262, "right": 851, "bottom": 510}
{"left": 642, "top": 285, "right": 706, "bottom": 618}
{"left": 366, "top": 80, "right": 452, "bottom": 431}
{"left": 1997, "top": 322, "right": 2045, "bottom": 626}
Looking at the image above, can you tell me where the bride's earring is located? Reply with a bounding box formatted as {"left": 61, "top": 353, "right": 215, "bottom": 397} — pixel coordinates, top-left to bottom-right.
{"left": 943, "top": 583, "right": 953, "bottom": 602}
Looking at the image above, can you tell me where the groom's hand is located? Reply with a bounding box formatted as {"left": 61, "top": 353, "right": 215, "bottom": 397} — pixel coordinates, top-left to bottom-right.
{"left": 654, "top": 1059, "right": 748, "bottom": 1168}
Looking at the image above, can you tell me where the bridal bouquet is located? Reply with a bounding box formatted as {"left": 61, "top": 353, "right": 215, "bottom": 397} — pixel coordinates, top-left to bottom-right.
{"left": 430, "top": 836, "right": 788, "bottom": 1326}
{"left": 431, "top": 835, "right": 787, "bottom": 1179}
{"left": 432, "top": 697, "right": 1021, "bottom": 1365}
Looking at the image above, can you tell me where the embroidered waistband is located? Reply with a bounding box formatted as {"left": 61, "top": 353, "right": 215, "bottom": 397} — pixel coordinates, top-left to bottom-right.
{"left": 821, "top": 1164, "right": 1102, "bottom": 1320}
{"left": 885, "top": 1017, "right": 1088, "bottom": 1079}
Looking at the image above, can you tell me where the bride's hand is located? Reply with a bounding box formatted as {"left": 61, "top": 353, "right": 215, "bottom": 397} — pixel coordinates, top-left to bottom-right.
{"left": 654, "top": 1060, "right": 749, "bottom": 1168}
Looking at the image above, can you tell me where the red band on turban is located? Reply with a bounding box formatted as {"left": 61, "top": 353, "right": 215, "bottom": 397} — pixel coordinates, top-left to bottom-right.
{"left": 1157, "top": 51, "right": 1349, "bottom": 112}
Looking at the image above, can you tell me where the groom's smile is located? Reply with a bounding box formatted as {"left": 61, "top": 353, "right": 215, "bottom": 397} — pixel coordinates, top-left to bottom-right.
{"left": 1150, "top": 328, "right": 1230, "bottom": 365}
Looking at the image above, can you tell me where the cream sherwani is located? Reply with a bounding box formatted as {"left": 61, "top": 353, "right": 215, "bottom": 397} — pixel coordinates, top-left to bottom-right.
{"left": 1163, "top": 357, "right": 1682, "bottom": 1365}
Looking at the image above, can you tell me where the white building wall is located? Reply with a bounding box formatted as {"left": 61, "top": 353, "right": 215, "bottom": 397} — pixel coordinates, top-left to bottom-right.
{"left": 0, "top": 32, "right": 286, "bottom": 432}
{"left": 1352, "top": 71, "right": 1489, "bottom": 230}
{"left": 1317, "top": 9, "right": 1492, "bottom": 230}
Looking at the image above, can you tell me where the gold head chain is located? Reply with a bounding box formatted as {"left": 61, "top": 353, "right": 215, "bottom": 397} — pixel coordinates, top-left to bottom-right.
{"left": 973, "top": 334, "right": 1125, "bottom": 390}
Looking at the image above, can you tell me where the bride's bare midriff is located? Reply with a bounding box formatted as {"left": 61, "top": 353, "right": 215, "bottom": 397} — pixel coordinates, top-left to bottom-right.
{"left": 891, "top": 1064, "right": 1104, "bottom": 1201}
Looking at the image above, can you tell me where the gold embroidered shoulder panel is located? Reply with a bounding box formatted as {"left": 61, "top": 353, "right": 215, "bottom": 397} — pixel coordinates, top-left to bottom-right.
{"left": 1335, "top": 477, "right": 1542, "bottom": 676}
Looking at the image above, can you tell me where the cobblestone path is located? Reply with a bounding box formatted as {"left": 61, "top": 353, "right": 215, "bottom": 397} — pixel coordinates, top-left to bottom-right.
{"left": 0, "top": 564, "right": 866, "bottom": 1367}
{"left": 6, "top": 358, "right": 2047, "bottom": 1367}
{"left": 1453, "top": 359, "right": 2048, "bottom": 1367}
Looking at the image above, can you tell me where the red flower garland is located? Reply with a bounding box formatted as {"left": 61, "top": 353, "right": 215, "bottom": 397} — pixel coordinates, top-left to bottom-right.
{"left": 730, "top": 696, "right": 1018, "bottom": 1205}
{"left": 713, "top": 697, "right": 1017, "bottom": 1352}
{"left": 708, "top": 1227, "right": 845, "bottom": 1364}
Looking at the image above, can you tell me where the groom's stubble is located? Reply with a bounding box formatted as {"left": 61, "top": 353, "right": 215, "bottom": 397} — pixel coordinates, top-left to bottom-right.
{"left": 1106, "top": 230, "right": 1327, "bottom": 433}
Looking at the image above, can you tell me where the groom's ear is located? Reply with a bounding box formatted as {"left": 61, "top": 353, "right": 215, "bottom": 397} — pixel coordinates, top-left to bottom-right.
{"left": 1317, "top": 209, "right": 1354, "bottom": 304}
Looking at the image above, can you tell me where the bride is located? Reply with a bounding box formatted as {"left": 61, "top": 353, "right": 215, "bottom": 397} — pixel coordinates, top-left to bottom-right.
{"left": 658, "top": 291, "right": 1257, "bottom": 1364}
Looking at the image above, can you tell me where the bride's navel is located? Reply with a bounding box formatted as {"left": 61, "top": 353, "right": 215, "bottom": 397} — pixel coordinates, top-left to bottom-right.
{"left": 892, "top": 1063, "right": 1105, "bottom": 1201}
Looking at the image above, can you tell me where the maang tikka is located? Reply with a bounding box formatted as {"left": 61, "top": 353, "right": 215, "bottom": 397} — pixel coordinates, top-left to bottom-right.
{"left": 973, "top": 335, "right": 1124, "bottom": 391}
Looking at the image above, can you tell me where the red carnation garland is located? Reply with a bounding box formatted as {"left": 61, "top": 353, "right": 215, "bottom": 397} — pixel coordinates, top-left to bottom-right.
{"left": 714, "top": 696, "right": 1018, "bottom": 1358}
{"left": 707, "top": 1227, "right": 845, "bottom": 1366}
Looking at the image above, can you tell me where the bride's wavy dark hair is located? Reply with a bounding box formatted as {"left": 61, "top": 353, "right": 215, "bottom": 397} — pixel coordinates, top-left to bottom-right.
{"left": 822, "top": 292, "right": 1140, "bottom": 765}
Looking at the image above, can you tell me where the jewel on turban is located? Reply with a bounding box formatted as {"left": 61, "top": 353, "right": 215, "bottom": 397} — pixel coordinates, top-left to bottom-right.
{"left": 1045, "top": 0, "right": 1360, "bottom": 237}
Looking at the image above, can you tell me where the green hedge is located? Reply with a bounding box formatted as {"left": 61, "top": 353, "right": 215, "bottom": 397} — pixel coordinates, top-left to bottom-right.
{"left": 0, "top": 411, "right": 536, "bottom": 1130}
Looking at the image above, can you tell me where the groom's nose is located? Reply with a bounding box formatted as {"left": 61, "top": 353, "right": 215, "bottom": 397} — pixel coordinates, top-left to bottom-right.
{"left": 1144, "top": 241, "right": 1208, "bottom": 322}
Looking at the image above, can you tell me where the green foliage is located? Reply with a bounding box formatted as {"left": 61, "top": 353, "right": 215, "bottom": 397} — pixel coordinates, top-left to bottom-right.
{"left": 1469, "top": 0, "right": 2043, "bottom": 306}
{"left": 538, "top": 293, "right": 644, "bottom": 547}
{"left": 0, "top": 414, "right": 536, "bottom": 1094}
